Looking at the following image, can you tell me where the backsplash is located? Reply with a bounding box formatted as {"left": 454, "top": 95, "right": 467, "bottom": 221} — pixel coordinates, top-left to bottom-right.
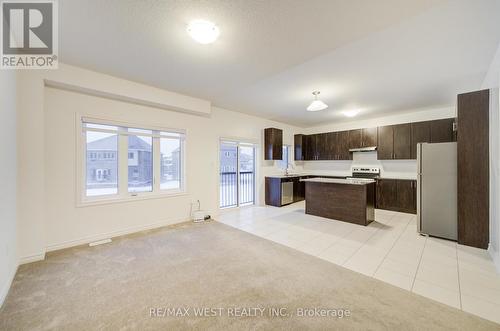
{"left": 301, "top": 151, "right": 417, "bottom": 179}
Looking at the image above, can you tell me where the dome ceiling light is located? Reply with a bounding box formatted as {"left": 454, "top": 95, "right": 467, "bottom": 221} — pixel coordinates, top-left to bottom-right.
{"left": 306, "top": 91, "right": 328, "bottom": 112}
{"left": 187, "top": 20, "right": 220, "bottom": 44}
{"left": 342, "top": 109, "right": 360, "bottom": 117}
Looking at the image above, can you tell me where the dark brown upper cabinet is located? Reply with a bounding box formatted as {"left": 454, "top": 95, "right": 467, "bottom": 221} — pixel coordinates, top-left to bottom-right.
{"left": 362, "top": 127, "right": 377, "bottom": 147}
{"left": 296, "top": 118, "right": 455, "bottom": 162}
{"left": 377, "top": 124, "right": 411, "bottom": 160}
{"left": 336, "top": 131, "right": 351, "bottom": 160}
{"left": 410, "top": 121, "right": 431, "bottom": 159}
{"left": 305, "top": 133, "right": 330, "bottom": 161}
{"left": 264, "top": 128, "right": 282, "bottom": 160}
{"left": 326, "top": 132, "right": 337, "bottom": 160}
{"left": 409, "top": 118, "right": 455, "bottom": 159}
{"left": 431, "top": 118, "right": 456, "bottom": 143}
{"left": 294, "top": 134, "right": 305, "bottom": 161}
{"left": 298, "top": 131, "right": 351, "bottom": 161}
{"left": 316, "top": 133, "right": 328, "bottom": 160}
{"left": 348, "top": 129, "right": 362, "bottom": 149}
{"left": 393, "top": 123, "right": 411, "bottom": 159}
{"left": 305, "top": 134, "right": 316, "bottom": 160}
{"left": 377, "top": 126, "right": 394, "bottom": 160}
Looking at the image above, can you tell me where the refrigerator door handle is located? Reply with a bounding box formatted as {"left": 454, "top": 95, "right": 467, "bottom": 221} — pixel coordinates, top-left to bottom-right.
{"left": 416, "top": 173, "right": 422, "bottom": 234}
{"left": 416, "top": 143, "right": 423, "bottom": 235}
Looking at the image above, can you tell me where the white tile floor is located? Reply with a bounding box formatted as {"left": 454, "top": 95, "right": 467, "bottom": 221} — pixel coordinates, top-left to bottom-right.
{"left": 217, "top": 201, "right": 500, "bottom": 324}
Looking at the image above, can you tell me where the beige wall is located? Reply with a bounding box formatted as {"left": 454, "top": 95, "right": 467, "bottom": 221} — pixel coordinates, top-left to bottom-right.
{"left": 482, "top": 42, "right": 500, "bottom": 272}
{"left": 0, "top": 71, "right": 18, "bottom": 306}
{"left": 43, "top": 87, "right": 301, "bottom": 251}
{"left": 17, "top": 64, "right": 302, "bottom": 259}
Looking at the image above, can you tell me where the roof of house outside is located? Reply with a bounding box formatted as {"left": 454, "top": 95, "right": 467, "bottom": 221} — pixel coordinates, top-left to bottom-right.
{"left": 87, "top": 135, "right": 151, "bottom": 151}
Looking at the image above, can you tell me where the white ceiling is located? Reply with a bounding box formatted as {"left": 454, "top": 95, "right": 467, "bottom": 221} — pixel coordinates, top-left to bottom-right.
{"left": 59, "top": 0, "right": 500, "bottom": 127}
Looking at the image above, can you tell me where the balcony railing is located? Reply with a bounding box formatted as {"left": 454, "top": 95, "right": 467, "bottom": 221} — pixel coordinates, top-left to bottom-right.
{"left": 220, "top": 171, "right": 255, "bottom": 208}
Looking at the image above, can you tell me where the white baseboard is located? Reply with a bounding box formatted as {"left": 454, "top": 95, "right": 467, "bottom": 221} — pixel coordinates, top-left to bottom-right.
{"left": 0, "top": 263, "right": 18, "bottom": 308}
{"left": 488, "top": 245, "right": 500, "bottom": 273}
{"left": 45, "top": 216, "right": 188, "bottom": 253}
{"left": 19, "top": 252, "right": 46, "bottom": 265}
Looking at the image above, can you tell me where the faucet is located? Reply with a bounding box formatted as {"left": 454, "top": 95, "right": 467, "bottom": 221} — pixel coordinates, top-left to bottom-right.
{"left": 284, "top": 162, "right": 295, "bottom": 176}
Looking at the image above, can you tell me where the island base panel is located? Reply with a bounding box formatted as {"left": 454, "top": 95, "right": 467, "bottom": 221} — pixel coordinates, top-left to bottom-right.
{"left": 305, "top": 182, "right": 375, "bottom": 226}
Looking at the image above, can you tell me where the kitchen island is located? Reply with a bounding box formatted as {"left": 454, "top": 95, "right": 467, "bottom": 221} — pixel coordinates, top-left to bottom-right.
{"left": 301, "top": 178, "right": 376, "bottom": 226}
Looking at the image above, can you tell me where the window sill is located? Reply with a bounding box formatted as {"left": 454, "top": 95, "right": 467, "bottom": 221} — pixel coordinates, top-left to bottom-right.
{"left": 76, "top": 190, "right": 188, "bottom": 208}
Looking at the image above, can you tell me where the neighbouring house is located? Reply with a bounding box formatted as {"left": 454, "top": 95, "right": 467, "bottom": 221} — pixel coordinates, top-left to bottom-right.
{"left": 86, "top": 135, "right": 153, "bottom": 190}
{"left": 87, "top": 134, "right": 182, "bottom": 193}
{"left": 219, "top": 145, "right": 253, "bottom": 173}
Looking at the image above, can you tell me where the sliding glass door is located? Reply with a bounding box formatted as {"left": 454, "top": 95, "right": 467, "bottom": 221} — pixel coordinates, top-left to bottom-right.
{"left": 238, "top": 144, "right": 255, "bottom": 205}
{"left": 219, "top": 141, "right": 255, "bottom": 208}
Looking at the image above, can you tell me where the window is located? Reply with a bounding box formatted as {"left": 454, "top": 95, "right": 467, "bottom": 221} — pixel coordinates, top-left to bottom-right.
{"left": 278, "top": 145, "right": 291, "bottom": 170}
{"left": 128, "top": 129, "right": 153, "bottom": 193}
{"left": 81, "top": 120, "right": 185, "bottom": 203}
{"left": 85, "top": 126, "right": 118, "bottom": 197}
{"left": 160, "top": 133, "right": 182, "bottom": 190}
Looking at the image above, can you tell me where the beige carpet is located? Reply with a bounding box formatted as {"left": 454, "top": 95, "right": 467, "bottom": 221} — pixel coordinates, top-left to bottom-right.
{"left": 1, "top": 221, "right": 499, "bottom": 330}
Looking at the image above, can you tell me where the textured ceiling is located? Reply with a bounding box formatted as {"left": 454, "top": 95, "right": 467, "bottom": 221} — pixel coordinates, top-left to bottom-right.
{"left": 59, "top": 0, "right": 500, "bottom": 127}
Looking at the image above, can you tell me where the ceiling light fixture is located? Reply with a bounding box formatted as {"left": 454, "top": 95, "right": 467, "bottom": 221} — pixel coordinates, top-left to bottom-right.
{"left": 306, "top": 91, "right": 328, "bottom": 112}
{"left": 342, "top": 109, "right": 360, "bottom": 117}
{"left": 187, "top": 20, "right": 220, "bottom": 44}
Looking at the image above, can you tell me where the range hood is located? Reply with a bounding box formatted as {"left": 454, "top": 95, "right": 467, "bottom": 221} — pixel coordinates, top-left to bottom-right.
{"left": 349, "top": 146, "right": 377, "bottom": 152}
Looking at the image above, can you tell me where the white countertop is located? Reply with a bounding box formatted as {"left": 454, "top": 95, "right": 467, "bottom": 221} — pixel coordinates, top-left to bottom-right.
{"left": 265, "top": 173, "right": 348, "bottom": 179}
{"left": 265, "top": 174, "right": 416, "bottom": 180}
{"left": 300, "top": 178, "right": 376, "bottom": 185}
{"left": 265, "top": 174, "right": 307, "bottom": 179}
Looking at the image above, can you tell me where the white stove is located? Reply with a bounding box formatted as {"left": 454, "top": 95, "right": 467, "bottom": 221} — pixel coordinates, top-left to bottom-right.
{"left": 346, "top": 167, "right": 380, "bottom": 181}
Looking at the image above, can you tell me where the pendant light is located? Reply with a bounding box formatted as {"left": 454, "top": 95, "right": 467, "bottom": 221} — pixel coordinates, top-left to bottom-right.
{"left": 307, "top": 91, "right": 328, "bottom": 111}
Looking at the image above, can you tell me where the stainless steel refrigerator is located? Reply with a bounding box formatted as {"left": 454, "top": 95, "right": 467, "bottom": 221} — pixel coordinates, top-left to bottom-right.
{"left": 417, "top": 142, "right": 457, "bottom": 240}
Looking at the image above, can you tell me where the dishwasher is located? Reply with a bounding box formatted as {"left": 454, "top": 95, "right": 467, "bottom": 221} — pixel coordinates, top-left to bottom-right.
{"left": 281, "top": 181, "right": 294, "bottom": 205}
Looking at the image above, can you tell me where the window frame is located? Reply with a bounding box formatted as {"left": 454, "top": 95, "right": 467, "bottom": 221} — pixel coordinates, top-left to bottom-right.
{"left": 76, "top": 115, "right": 187, "bottom": 207}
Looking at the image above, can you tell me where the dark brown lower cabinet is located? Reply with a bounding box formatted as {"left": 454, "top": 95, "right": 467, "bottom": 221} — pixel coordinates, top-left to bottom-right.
{"left": 265, "top": 177, "right": 282, "bottom": 207}
{"left": 265, "top": 176, "right": 307, "bottom": 207}
{"left": 293, "top": 177, "right": 305, "bottom": 202}
{"left": 376, "top": 179, "right": 416, "bottom": 214}
{"left": 376, "top": 179, "right": 396, "bottom": 210}
{"left": 397, "top": 180, "right": 415, "bottom": 212}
